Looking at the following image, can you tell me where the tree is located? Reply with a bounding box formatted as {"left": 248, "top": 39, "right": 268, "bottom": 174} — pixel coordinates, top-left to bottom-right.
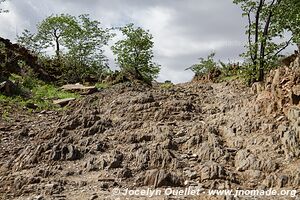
{"left": 36, "top": 14, "right": 79, "bottom": 58}
{"left": 65, "top": 14, "right": 112, "bottom": 80}
{"left": 17, "top": 29, "right": 44, "bottom": 53}
{"left": 17, "top": 14, "right": 112, "bottom": 83}
{"left": 276, "top": 0, "right": 300, "bottom": 51}
{"left": 111, "top": 24, "right": 160, "bottom": 84}
{"left": 233, "top": 0, "right": 300, "bottom": 83}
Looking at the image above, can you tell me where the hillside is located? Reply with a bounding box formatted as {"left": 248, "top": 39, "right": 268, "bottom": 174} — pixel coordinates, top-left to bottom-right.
{"left": 1, "top": 61, "right": 300, "bottom": 199}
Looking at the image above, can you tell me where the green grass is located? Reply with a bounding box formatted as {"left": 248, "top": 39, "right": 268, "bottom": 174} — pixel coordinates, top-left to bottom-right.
{"left": 219, "top": 75, "right": 240, "bottom": 82}
{"left": 1, "top": 74, "right": 80, "bottom": 112}
{"left": 160, "top": 82, "right": 174, "bottom": 90}
{"left": 95, "top": 82, "right": 109, "bottom": 89}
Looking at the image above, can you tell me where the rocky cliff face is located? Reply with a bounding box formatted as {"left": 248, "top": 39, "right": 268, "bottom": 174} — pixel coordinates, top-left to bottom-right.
{"left": 0, "top": 74, "right": 300, "bottom": 199}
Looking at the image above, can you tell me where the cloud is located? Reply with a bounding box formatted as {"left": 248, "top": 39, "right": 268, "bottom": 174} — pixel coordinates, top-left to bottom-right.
{"left": 0, "top": 0, "right": 247, "bottom": 83}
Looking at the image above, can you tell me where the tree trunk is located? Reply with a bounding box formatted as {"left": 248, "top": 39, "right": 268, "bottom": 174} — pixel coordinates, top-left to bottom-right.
{"left": 253, "top": 0, "right": 264, "bottom": 67}
{"left": 53, "top": 29, "right": 60, "bottom": 59}
{"left": 55, "top": 37, "right": 60, "bottom": 58}
{"left": 251, "top": 0, "right": 264, "bottom": 82}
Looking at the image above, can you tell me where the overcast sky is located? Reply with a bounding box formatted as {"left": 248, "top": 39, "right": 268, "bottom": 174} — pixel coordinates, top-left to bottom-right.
{"left": 0, "top": 0, "right": 248, "bottom": 83}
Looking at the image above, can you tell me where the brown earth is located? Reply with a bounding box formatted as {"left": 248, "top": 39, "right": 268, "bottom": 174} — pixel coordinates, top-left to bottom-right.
{"left": 1, "top": 67, "right": 300, "bottom": 200}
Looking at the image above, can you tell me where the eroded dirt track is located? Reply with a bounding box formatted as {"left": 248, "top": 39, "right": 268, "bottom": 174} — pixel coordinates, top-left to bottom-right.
{"left": 0, "top": 81, "right": 299, "bottom": 200}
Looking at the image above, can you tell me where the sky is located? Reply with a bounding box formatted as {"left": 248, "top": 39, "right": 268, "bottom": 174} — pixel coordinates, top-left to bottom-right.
{"left": 0, "top": 0, "right": 248, "bottom": 83}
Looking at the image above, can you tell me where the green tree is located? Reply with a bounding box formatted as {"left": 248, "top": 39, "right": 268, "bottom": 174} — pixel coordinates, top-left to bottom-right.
{"left": 36, "top": 14, "right": 79, "bottom": 58}
{"left": 18, "top": 14, "right": 79, "bottom": 57}
{"left": 17, "top": 14, "right": 112, "bottom": 83}
{"left": 65, "top": 14, "right": 112, "bottom": 80}
{"left": 111, "top": 24, "right": 160, "bottom": 84}
{"left": 233, "top": 0, "right": 300, "bottom": 83}
{"left": 276, "top": 0, "right": 300, "bottom": 50}
{"left": 17, "top": 29, "right": 44, "bottom": 53}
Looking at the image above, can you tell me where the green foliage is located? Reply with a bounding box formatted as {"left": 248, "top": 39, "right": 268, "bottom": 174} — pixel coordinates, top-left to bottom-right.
{"left": 111, "top": 24, "right": 160, "bottom": 84}
{"left": 2, "top": 74, "right": 79, "bottom": 110}
{"left": 233, "top": 0, "right": 300, "bottom": 83}
{"left": 218, "top": 60, "right": 244, "bottom": 82}
{"left": 37, "top": 14, "right": 79, "bottom": 57}
{"left": 95, "top": 82, "right": 109, "bottom": 89}
{"left": 66, "top": 14, "right": 112, "bottom": 69}
{"left": 276, "top": 0, "right": 300, "bottom": 46}
{"left": 186, "top": 52, "right": 218, "bottom": 76}
{"left": 160, "top": 80, "right": 174, "bottom": 90}
{"left": 17, "top": 14, "right": 112, "bottom": 83}
{"left": 0, "top": 42, "right": 8, "bottom": 80}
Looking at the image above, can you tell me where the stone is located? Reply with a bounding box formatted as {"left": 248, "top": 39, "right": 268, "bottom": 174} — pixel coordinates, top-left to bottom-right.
{"left": 86, "top": 158, "right": 98, "bottom": 172}
{"left": 64, "top": 145, "right": 81, "bottom": 161}
{"left": 108, "top": 151, "right": 123, "bottom": 169}
{"left": 53, "top": 98, "right": 76, "bottom": 107}
{"left": 89, "top": 194, "right": 98, "bottom": 200}
{"left": 144, "top": 169, "right": 183, "bottom": 187}
{"left": 33, "top": 195, "right": 44, "bottom": 200}
{"left": 19, "top": 128, "right": 29, "bottom": 137}
{"left": 61, "top": 84, "right": 97, "bottom": 95}
{"left": 199, "top": 161, "right": 227, "bottom": 181}
{"left": 0, "top": 80, "right": 18, "bottom": 96}
{"left": 117, "top": 167, "right": 132, "bottom": 178}
{"left": 25, "top": 102, "right": 38, "bottom": 109}
{"left": 235, "top": 150, "right": 256, "bottom": 171}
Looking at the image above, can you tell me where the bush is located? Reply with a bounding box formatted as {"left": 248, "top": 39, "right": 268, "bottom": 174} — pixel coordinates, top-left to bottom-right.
{"left": 160, "top": 80, "right": 174, "bottom": 89}
{"left": 111, "top": 24, "right": 160, "bottom": 85}
{"left": 187, "top": 52, "right": 221, "bottom": 82}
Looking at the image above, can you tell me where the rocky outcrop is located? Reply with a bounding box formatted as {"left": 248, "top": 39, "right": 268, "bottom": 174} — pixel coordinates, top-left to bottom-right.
{"left": 1, "top": 78, "right": 300, "bottom": 199}
{"left": 0, "top": 37, "right": 52, "bottom": 81}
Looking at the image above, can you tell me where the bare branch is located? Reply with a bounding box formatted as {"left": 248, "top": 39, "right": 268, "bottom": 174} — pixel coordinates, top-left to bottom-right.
{"left": 273, "top": 36, "right": 293, "bottom": 57}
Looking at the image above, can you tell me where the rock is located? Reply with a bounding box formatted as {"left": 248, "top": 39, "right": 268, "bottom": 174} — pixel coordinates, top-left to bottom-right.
{"left": 19, "top": 128, "right": 29, "bottom": 137}
{"left": 272, "top": 69, "right": 280, "bottom": 87}
{"left": 63, "top": 145, "right": 81, "bottom": 161}
{"left": 50, "top": 144, "right": 82, "bottom": 161}
{"left": 61, "top": 84, "right": 97, "bottom": 95}
{"left": 51, "top": 150, "right": 61, "bottom": 161}
{"left": 183, "top": 168, "right": 198, "bottom": 179}
{"left": 278, "top": 175, "right": 289, "bottom": 188}
{"left": 85, "top": 158, "right": 98, "bottom": 172}
{"left": 25, "top": 102, "right": 38, "bottom": 109}
{"left": 144, "top": 169, "right": 183, "bottom": 187}
{"left": 199, "top": 161, "right": 227, "bottom": 181}
{"left": 33, "top": 195, "right": 44, "bottom": 200}
{"left": 89, "top": 194, "right": 98, "bottom": 200}
{"left": 117, "top": 167, "right": 132, "bottom": 178}
{"left": 0, "top": 80, "right": 18, "bottom": 96}
{"left": 98, "top": 158, "right": 108, "bottom": 170}
{"left": 53, "top": 98, "right": 76, "bottom": 107}
{"left": 108, "top": 151, "right": 123, "bottom": 169}
{"left": 235, "top": 150, "right": 256, "bottom": 172}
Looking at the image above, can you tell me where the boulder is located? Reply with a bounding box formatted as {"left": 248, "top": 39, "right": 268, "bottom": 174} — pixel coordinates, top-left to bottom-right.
{"left": 61, "top": 84, "right": 97, "bottom": 95}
